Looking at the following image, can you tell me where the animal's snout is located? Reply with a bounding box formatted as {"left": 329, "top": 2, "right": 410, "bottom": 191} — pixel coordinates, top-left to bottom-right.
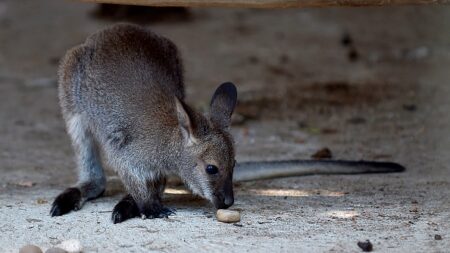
{"left": 213, "top": 176, "right": 234, "bottom": 209}
{"left": 214, "top": 193, "right": 234, "bottom": 209}
{"left": 224, "top": 195, "right": 234, "bottom": 207}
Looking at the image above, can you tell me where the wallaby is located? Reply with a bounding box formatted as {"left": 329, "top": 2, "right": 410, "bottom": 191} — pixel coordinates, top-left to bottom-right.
{"left": 50, "top": 24, "right": 404, "bottom": 224}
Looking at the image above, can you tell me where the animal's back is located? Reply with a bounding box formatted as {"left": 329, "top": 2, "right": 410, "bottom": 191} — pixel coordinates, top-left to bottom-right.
{"left": 58, "top": 24, "right": 184, "bottom": 140}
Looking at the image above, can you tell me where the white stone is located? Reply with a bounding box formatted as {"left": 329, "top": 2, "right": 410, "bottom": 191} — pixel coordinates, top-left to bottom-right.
{"left": 216, "top": 209, "right": 241, "bottom": 223}
{"left": 19, "top": 245, "right": 43, "bottom": 253}
{"left": 57, "top": 239, "right": 82, "bottom": 253}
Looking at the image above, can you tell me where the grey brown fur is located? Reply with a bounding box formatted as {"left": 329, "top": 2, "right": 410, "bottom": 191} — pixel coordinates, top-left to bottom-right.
{"left": 51, "top": 24, "right": 237, "bottom": 223}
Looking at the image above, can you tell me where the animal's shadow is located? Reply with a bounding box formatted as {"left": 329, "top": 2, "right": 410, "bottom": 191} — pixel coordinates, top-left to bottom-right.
{"left": 100, "top": 177, "right": 351, "bottom": 215}
{"left": 102, "top": 177, "right": 210, "bottom": 211}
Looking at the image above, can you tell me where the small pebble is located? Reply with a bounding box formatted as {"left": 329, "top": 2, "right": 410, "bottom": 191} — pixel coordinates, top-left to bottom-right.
{"left": 347, "top": 116, "right": 367, "bottom": 124}
{"left": 403, "top": 104, "right": 417, "bottom": 111}
{"left": 435, "top": 234, "right": 442, "bottom": 240}
{"left": 36, "top": 198, "right": 48, "bottom": 204}
{"left": 20, "top": 245, "right": 43, "bottom": 253}
{"left": 45, "top": 248, "right": 68, "bottom": 253}
{"left": 357, "top": 240, "right": 373, "bottom": 252}
{"left": 57, "top": 239, "right": 82, "bottom": 253}
{"left": 348, "top": 48, "right": 359, "bottom": 62}
{"left": 311, "top": 147, "right": 332, "bottom": 159}
{"left": 216, "top": 209, "right": 241, "bottom": 223}
{"left": 341, "top": 32, "right": 353, "bottom": 47}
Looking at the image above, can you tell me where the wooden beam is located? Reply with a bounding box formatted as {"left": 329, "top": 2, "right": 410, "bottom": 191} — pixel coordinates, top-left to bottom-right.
{"left": 80, "top": 0, "right": 449, "bottom": 8}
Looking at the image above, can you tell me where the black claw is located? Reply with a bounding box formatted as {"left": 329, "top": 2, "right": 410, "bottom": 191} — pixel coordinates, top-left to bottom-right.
{"left": 112, "top": 211, "right": 125, "bottom": 224}
{"left": 50, "top": 188, "right": 81, "bottom": 217}
{"left": 160, "top": 207, "right": 175, "bottom": 217}
{"left": 112, "top": 195, "right": 139, "bottom": 224}
{"left": 49, "top": 203, "right": 62, "bottom": 217}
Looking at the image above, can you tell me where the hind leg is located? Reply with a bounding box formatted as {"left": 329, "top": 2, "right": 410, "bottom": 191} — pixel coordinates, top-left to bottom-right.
{"left": 111, "top": 171, "right": 174, "bottom": 223}
{"left": 50, "top": 114, "right": 106, "bottom": 216}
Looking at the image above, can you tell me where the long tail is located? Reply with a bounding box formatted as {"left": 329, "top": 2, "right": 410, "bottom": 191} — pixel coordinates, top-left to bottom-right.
{"left": 234, "top": 160, "right": 406, "bottom": 182}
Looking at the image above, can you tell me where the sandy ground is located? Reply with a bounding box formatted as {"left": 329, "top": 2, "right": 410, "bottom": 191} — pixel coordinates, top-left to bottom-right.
{"left": 0, "top": 1, "right": 449, "bottom": 252}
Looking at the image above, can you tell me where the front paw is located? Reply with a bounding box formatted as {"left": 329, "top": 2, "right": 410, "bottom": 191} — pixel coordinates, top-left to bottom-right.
{"left": 141, "top": 205, "right": 175, "bottom": 219}
{"left": 112, "top": 195, "right": 139, "bottom": 224}
{"left": 50, "top": 187, "right": 82, "bottom": 217}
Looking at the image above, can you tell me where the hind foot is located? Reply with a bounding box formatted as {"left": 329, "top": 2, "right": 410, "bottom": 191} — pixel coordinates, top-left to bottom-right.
{"left": 111, "top": 194, "right": 174, "bottom": 224}
{"left": 112, "top": 195, "right": 139, "bottom": 224}
{"left": 50, "top": 187, "right": 82, "bottom": 216}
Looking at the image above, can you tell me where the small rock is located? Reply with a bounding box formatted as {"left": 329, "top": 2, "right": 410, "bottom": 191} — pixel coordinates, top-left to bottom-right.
{"left": 45, "top": 248, "right": 68, "bottom": 253}
{"left": 216, "top": 209, "right": 241, "bottom": 223}
{"left": 311, "top": 147, "right": 332, "bottom": 159}
{"left": 347, "top": 116, "right": 367, "bottom": 124}
{"left": 37, "top": 198, "right": 48, "bottom": 204}
{"left": 341, "top": 32, "right": 353, "bottom": 47}
{"left": 403, "top": 104, "right": 417, "bottom": 111}
{"left": 16, "top": 181, "right": 35, "bottom": 187}
{"left": 348, "top": 48, "right": 359, "bottom": 62}
{"left": 435, "top": 234, "right": 442, "bottom": 240}
{"left": 57, "top": 239, "right": 82, "bottom": 253}
{"left": 20, "top": 245, "right": 43, "bottom": 253}
{"left": 357, "top": 240, "right": 373, "bottom": 252}
{"left": 321, "top": 128, "right": 338, "bottom": 134}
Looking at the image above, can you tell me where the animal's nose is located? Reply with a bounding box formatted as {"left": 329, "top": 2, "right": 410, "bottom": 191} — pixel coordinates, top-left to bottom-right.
{"left": 214, "top": 175, "right": 234, "bottom": 209}
{"left": 224, "top": 196, "right": 234, "bottom": 207}
{"left": 214, "top": 194, "right": 234, "bottom": 209}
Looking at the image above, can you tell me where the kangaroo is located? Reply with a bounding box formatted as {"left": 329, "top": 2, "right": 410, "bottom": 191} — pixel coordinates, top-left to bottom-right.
{"left": 50, "top": 23, "right": 404, "bottom": 224}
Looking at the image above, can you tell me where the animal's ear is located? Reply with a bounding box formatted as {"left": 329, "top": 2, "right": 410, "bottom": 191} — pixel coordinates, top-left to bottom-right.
{"left": 175, "top": 98, "right": 197, "bottom": 145}
{"left": 210, "top": 82, "right": 237, "bottom": 129}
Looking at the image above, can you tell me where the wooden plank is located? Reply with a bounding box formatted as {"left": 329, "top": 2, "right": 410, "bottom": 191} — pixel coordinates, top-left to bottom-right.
{"left": 80, "top": 0, "right": 449, "bottom": 8}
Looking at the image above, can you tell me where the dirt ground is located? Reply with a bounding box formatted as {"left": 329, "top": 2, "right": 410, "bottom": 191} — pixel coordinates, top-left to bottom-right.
{"left": 0, "top": 1, "right": 449, "bottom": 252}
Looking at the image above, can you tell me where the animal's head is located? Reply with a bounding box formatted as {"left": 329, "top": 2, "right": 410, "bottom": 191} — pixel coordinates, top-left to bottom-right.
{"left": 176, "top": 82, "right": 237, "bottom": 209}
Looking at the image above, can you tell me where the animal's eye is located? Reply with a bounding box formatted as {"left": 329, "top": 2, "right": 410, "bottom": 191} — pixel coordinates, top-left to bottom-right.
{"left": 206, "top": 165, "right": 219, "bottom": 175}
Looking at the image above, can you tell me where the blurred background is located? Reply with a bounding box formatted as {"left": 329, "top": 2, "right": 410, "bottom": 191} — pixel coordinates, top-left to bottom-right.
{"left": 0, "top": 1, "right": 449, "bottom": 252}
